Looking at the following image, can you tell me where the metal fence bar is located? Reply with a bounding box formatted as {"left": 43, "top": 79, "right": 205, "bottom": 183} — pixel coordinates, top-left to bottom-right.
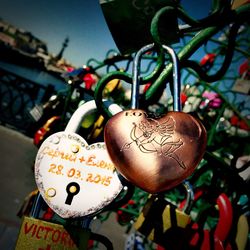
{"left": 0, "top": 67, "right": 55, "bottom": 135}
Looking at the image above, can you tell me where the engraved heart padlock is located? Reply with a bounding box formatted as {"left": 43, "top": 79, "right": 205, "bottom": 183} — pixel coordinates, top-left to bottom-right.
{"left": 34, "top": 100, "right": 123, "bottom": 218}
{"left": 104, "top": 43, "right": 207, "bottom": 193}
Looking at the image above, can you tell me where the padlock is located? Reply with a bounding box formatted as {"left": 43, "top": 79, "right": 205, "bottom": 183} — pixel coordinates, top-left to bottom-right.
{"left": 17, "top": 189, "right": 39, "bottom": 218}
{"left": 235, "top": 214, "right": 249, "bottom": 250}
{"left": 188, "top": 192, "right": 233, "bottom": 250}
{"left": 104, "top": 43, "right": 207, "bottom": 193}
{"left": 134, "top": 181, "right": 194, "bottom": 249}
{"left": 99, "top": 0, "right": 179, "bottom": 54}
{"left": 86, "top": 78, "right": 123, "bottom": 142}
{"left": 232, "top": 59, "right": 250, "bottom": 95}
{"left": 15, "top": 193, "right": 91, "bottom": 250}
{"left": 34, "top": 99, "right": 124, "bottom": 219}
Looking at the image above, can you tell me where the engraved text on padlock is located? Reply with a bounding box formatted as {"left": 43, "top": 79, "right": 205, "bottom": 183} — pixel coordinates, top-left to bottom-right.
{"left": 34, "top": 100, "right": 123, "bottom": 218}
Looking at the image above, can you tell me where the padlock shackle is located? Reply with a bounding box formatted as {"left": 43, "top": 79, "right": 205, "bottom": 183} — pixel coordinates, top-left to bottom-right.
{"left": 182, "top": 181, "right": 194, "bottom": 214}
{"left": 132, "top": 43, "right": 155, "bottom": 109}
{"left": 30, "top": 192, "right": 44, "bottom": 218}
{"left": 65, "top": 99, "right": 122, "bottom": 133}
{"left": 162, "top": 45, "right": 181, "bottom": 112}
{"left": 131, "top": 43, "right": 181, "bottom": 111}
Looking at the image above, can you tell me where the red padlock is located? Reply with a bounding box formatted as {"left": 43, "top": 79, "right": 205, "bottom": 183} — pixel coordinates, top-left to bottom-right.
{"left": 200, "top": 53, "right": 216, "bottom": 71}
{"left": 189, "top": 193, "right": 233, "bottom": 250}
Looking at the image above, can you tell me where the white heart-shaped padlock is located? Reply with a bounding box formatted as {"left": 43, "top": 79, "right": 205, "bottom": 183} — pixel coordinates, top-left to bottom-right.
{"left": 34, "top": 100, "right": 123, "bottom": 218}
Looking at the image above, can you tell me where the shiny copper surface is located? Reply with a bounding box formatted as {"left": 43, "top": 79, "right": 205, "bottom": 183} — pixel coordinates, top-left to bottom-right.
{"left": 104, "top": 109, "right": 207, "bottom": 193}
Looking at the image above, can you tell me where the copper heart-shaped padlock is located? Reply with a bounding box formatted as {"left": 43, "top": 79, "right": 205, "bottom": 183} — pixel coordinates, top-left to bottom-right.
{"left": 105, "top": 109, "right": 206, "bottom": 193}
{"left": 104, "top": 44, "right": 207, "bottom": 193}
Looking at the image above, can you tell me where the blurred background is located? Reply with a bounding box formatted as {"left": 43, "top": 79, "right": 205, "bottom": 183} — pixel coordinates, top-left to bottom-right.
{"left": 0, "top": 0, "right": 212, "bottom": 67}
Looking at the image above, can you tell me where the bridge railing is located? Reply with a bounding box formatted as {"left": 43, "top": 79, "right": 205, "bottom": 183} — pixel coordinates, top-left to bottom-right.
{"left": 0, "top": 66, "right": 56, "bottom": 135}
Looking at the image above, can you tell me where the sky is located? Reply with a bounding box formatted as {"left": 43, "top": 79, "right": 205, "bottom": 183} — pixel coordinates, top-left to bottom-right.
{"left": 0, "top": 0, "right": 212, "bottom": 68}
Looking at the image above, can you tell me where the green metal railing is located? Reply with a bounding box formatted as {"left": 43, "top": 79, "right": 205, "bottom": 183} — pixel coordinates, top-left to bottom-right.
{"left": 6, "top": 1, "right": 250, "bottom": 248}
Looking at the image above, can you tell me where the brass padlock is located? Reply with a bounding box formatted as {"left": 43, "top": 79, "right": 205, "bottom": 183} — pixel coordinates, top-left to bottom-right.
{"left": 134, "top": 181, "right": 194, "bottom": 248}
{"left": 15, "top": 194, "right": 91, "bottom": 250}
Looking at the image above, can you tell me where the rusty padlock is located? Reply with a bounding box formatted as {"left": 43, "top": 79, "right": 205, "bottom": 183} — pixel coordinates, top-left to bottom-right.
{"left": 134, "top": 181, "right": 194, "bottom": 249}
{"left": 34, "top": 99, "right": 124, "bottom": 219}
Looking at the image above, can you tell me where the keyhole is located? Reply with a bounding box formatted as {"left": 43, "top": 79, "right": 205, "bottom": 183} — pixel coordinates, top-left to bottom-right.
{"left": 65, "top": 182, "right": 80, "bottom": 205}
